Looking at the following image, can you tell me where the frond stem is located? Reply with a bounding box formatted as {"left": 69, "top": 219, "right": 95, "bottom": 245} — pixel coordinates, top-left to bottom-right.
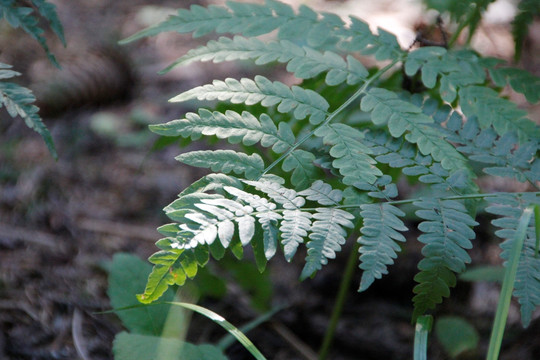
{"left": 258, "top": 57, "right": 403, "bottom": 179}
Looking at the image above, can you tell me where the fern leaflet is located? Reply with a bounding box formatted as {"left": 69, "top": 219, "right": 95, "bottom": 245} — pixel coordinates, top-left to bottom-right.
{"left": 162, "top": 36, "right": 368, "bottom": 86}
{"left": 176, "top": 150, "right": 264, "bottom": 180}
{"left": 355, "top": 175, "right": 408, "bottom": 291}
{"left": 171, "top": 76, "right": 329, "bottom": 125}
{"left": 0, "top": 64, "right": 57, "bottom": 159}
{"left": 0, "top": 0, "right": 63, "bottom": 67}
{"left": 412, "top": 198, "right": 478, "bottom": 320}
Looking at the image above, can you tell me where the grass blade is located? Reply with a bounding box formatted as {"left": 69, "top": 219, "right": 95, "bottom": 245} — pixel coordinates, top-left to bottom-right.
{"left": 414, "top": 315, "right": 432, "bottom": 360}
{"left": 165, "top": 301, "right": 267, "bottom": 360}
{"left": 486, "top": 206, "right": 534, "bottom": 360}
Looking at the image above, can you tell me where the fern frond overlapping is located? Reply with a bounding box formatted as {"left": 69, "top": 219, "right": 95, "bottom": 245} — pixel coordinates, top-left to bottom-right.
{"left": 315, "top": 123, "right": 382, "bottom": 185}
{"left": 141, "top": 176, "right": 355, "bottom": 301}
{"left": 486, "top": 193, "right": 540, "bottom": 327}
{"left": 360, "top": 87, "right": 466, "bottom": 172}
{"left": 443, "top": 116, "right": 540, "bottom": 186}
{"left": 405, "top": 47, "right": 540, "bottom": 141}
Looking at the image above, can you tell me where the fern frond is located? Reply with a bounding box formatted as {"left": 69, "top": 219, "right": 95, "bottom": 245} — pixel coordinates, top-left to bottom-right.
{"left": 444, "top": 117, "right": 539, "bottom": 185}
{"left": 301, "top": 207, "right": 355, "bottom": 280}
{"left": 412, "top": 198, "right": 478, "bottom": 320}
{"left": 176, "top": 150, "right": 264, "bottom": 180}
{"left": 358, "top": 202, "right": 407, "bottom": 291}
{"left": 121, "top": 0, "right": 344, "bottom": 48}
{"left": 0, "top": 65, "right": 57, "bottom": 159}
{"left": 171, "top": 76, "right": 329, "bottom": 125}
{"left": 150, "top": 109, "right": 295, "bottom": 152}
{"left": 360, "top": 88, "right": 466, "bottom": 171}
{"left": 353, "top": 175, "right": 407, "bottom": 291}
{"left": 459, "top": 86, "right": 538, "bottom": 141}
{"left": 163, "top": 36, "right": 368, "bottom": 86}
{"left": 315, "top": 123, "right": 382, "bottom": 185}
{"left": 486, "top": 193, "right": 540, "bottom": 327}
{"left": 0, "top": 1, "right": 60, "bottom": 67}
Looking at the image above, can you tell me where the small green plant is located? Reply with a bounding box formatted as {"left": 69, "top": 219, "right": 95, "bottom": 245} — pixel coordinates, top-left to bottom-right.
{"left": 0, "top": 0, "right": 64, "bottom": 158}
{"left": 122, "top": 0, "right": 540, "bottom": 358}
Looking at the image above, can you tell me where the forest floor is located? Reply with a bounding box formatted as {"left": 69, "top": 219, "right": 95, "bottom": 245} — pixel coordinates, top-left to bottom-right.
{"left": 0, "top": 0, "right": 539, "bottom": 359}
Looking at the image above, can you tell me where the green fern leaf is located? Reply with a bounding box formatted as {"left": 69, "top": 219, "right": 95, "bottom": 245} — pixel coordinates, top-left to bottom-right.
{"left": 121, "top": 0, "right": 342, "bottom": 48}
{"left": 171, "top": 76, "right": 329, "bottom": 124}
{"left": 176, "top": 150, "right": 264, "bottom": 180}
{"left": 361, "top": 88, "right": 466, "bottom": 171}
{"left": 0, "top": 65, "right": 57, "bottom": 159}
{"left": 280, "top": 209, "right": 312, "bottom": 261}
{"left": 137, "top": 248, "right": 201, "bottom": 304}
{"left": 150, "top": 109, "right": 295, "bottom": 152}
{"left": 31, "top": 0, "right": 66, "bottom": 46}
{"left": 486, "top": 193, "right": 540, "bottom": 327}
{"left": 0, "top": 1, "right": 60, "bottom": 67}
{"left": 412, "top": 198, "right": 478, "bottom": 320}
{"left": 358, "top": 202, "right": 407, "bottom": 291}
{"left": 459, "top": 86, "right": 538, "bottom": 141}
{"left": 163, "top": 36, "right": 368, "bottom": 86}
{"left": 315, "top": 123, "right": 381, "bottom": 185}
{"left": 301, "top": 207, "right": 355, "bottom": 280}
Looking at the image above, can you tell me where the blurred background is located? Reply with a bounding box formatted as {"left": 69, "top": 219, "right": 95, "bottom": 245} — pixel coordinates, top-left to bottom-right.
{"left": 0, "top": 0, "right": 539, "bottom": 359}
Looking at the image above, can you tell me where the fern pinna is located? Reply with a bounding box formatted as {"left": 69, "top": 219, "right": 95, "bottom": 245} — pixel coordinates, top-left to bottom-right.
{"left": 123, "top": 0, "right": 540, "bottom": 327}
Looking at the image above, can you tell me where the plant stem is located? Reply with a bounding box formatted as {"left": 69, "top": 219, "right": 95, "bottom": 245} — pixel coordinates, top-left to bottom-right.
{"left": 318, "top": 240, "right": 361, "bottom": 360}
{"left": 486, "top": 206, "right": 534, "bottom": 360}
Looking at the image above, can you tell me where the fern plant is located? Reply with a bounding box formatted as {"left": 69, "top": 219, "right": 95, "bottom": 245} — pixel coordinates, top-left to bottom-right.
{"left": 0, "top": 0, "right": 65, "bottom": 158}
{"left": 122, "top": 0, "right": 540, "bottom": 356}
